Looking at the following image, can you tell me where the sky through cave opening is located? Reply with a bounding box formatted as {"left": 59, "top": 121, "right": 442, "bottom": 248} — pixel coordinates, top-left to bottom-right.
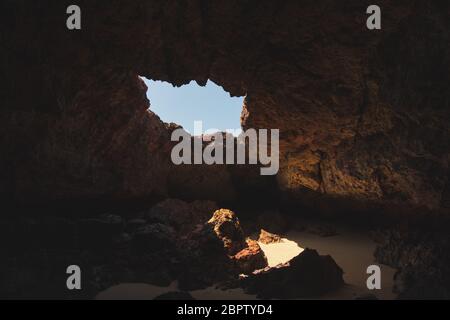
{"left": 142, "top": 78, "right": 244, "bottom": 136}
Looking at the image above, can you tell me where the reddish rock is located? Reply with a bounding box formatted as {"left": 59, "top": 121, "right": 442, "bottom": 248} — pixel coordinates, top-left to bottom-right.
{"left": 2, "top": 1, "right": 449, "bottom": 217}
{"left": 233, "top": 239, "right": 268, "bottom": 274}
{"left": 207, "top": 209, "right": 246, "bottom": 256}
{"left": 258, "top": 229, "right": 282, "bottom": 244}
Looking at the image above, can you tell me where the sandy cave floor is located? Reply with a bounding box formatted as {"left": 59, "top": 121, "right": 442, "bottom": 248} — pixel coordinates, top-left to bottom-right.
{"left": 96, "top": 226, "right": 397, "bottom": 300}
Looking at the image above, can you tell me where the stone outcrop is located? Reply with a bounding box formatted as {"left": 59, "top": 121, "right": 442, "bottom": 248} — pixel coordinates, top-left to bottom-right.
{"left": 258, "top": 229, "right": 282, "bottom": 244}
{"left": 373, "top": 217, "right": 450, "bottom": 299}
{"left": 240, "top": 248, "right": 344, "bottom": 299}
{"left": 207, "top": 209, "right": 246, "bottom": 255}
{"left": 233, "top": 239, "right": 268, "bottom": 274}
{"left": 205, "top": 209, "right": 268, "bottom": 274}
{"left": 0, "top": 200, "right": 238, "bottom": 298}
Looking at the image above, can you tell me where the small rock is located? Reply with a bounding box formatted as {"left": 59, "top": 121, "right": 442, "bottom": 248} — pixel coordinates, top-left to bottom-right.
{"left": 146, "top": 199, "right": 218, "bottom": 235}
{"left": 207, "top": 209, "right": 246, "bottom": 255}
{"left": 240, "top": 248, "right": 344, "bottom": 299}
{"left": 258, "top": 229, "right": 282, "bottom": 244}
{"left": 233, "top": 239, "right": 268, "bottom": 274}
{"left": 176, "top": 210, "right": 244, "bottom": 291}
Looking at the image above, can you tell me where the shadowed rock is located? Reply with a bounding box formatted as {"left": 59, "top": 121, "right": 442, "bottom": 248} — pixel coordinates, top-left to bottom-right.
{"left": 207, "top": 209, "right": 246, "bottom": 255}
{"left": 233, "top": 239, "right": 268, "bottom": 274}
{"left": 241, "top": 248, "right": 344, "bottom": 299}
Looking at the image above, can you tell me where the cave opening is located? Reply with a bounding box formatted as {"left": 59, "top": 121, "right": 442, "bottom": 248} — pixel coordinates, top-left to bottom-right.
{"left": 142, "top": 78, "right": 244, "bottom": 136}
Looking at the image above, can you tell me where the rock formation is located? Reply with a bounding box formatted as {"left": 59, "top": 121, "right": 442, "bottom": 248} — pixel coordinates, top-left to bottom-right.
{"left": 373, "top": 216, "right": 450, "bottom": 299}
{"left": 258, "top": 229, "right": 282, "bottom": 244}
{"left": 206, "top": 209, "right": 268, "bottom": 274}
{"left": 0, "top": 200, "right": 265, "bottom": 298}
{"left": 240, "top": 248, "right": 344, "bottom": 299}
{"left": 2, "top": 1, "right": 449, "bottom": 216}
{"left": 2, "top": 0, "right": 450, "bottom": 299}
{"left": 233, "top": 239, "right": 268, "bottom": 274}
{"left": 207, "top": 209, "right": 246, "bottom": 255}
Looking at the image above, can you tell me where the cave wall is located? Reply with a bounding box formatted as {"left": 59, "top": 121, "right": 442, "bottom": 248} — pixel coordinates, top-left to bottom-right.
{"left": 1, "top": 0, "right": 449, "bottom": 215}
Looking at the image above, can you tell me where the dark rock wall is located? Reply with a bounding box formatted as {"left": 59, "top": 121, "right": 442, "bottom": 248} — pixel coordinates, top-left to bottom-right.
{"left": 2, "top": 1, "right": 449, "bottom": 215}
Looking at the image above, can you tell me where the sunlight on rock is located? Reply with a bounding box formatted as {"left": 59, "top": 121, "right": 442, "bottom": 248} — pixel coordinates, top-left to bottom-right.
{"left": 258, "top": 238, "right": 304, "bottom": 267}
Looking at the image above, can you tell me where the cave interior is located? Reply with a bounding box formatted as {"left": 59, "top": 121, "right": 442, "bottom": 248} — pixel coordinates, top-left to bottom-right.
{"left": 1, "top": 0, "right": 450, "bottom": 300}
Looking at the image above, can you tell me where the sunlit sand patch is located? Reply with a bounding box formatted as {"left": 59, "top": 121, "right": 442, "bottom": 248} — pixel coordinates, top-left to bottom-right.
{"left": 96, "top": 231, "right": 398, "bottom": 300}
{"left": 258, "top": 238, "right": 304, "bottom": 267}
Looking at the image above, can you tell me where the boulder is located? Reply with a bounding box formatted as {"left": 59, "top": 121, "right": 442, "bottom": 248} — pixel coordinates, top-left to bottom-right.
{"left": 233, "top": 239, "right": 268, "bottom": 274}
{"left": 258, "top": 229, "right": 282, "bottom": 244}
{"left": 176, "top": 223, "right": 236, "bottom": 291}
{"left": 207, "top": 209, "right": 246, "bottom": 255}
{"left": 241, "top": 248, "right": 344, "bottom": 299}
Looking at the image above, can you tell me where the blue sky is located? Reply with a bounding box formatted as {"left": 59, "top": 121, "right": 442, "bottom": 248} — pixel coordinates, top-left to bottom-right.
{"left": 143, "top": 78, "right": 243, "bottom": 134}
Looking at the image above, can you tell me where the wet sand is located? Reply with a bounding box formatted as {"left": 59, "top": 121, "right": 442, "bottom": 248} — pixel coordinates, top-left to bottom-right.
{"left": 97, "top": 226, "right": 397, "bottom": 300}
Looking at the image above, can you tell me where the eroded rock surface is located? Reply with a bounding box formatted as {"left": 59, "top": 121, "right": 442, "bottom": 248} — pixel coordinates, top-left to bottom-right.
{"left": 2, "top": 0, "right": 450, "bottom": 300}
{"left": 374, "top": 219, "right": 450, "bottom": 299}
{"left": 233, "top": 239, "right": 268, "bottom": 274}
{"left": 240, "top": 248, "right": 344, "bottom": 299}
{"left": 207, "top": 209, "right": 246, "bottom": 256}
{"left": 0, "top": 199, "right": 233, "bottom": 298}
{"left": 258, "top": 229, "right": 282, "bottom": 244}
{"left": 2, "top": 1, "right": 449, "bottom": 215}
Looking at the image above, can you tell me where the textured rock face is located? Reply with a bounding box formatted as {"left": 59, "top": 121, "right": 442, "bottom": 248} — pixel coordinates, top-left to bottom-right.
{"left": 2, "top": 1, "right": 449, "bottom": 215}
{"left": 233, "top": 239, "right": 268, "bottom": 274}
{"left": 0, "top": 199, "right": 240, "bottom": 298}
{"left": 373, "top": 217, "right": 450, "bottom": 299}
{"left": 258, "top": 229, "right": 282, "bottom": 244}
{"left": 240, "top": 248, "right": 344, "bottom": 299}
{"left": 207, "top": 209, "right": 246, "bottom": 255}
